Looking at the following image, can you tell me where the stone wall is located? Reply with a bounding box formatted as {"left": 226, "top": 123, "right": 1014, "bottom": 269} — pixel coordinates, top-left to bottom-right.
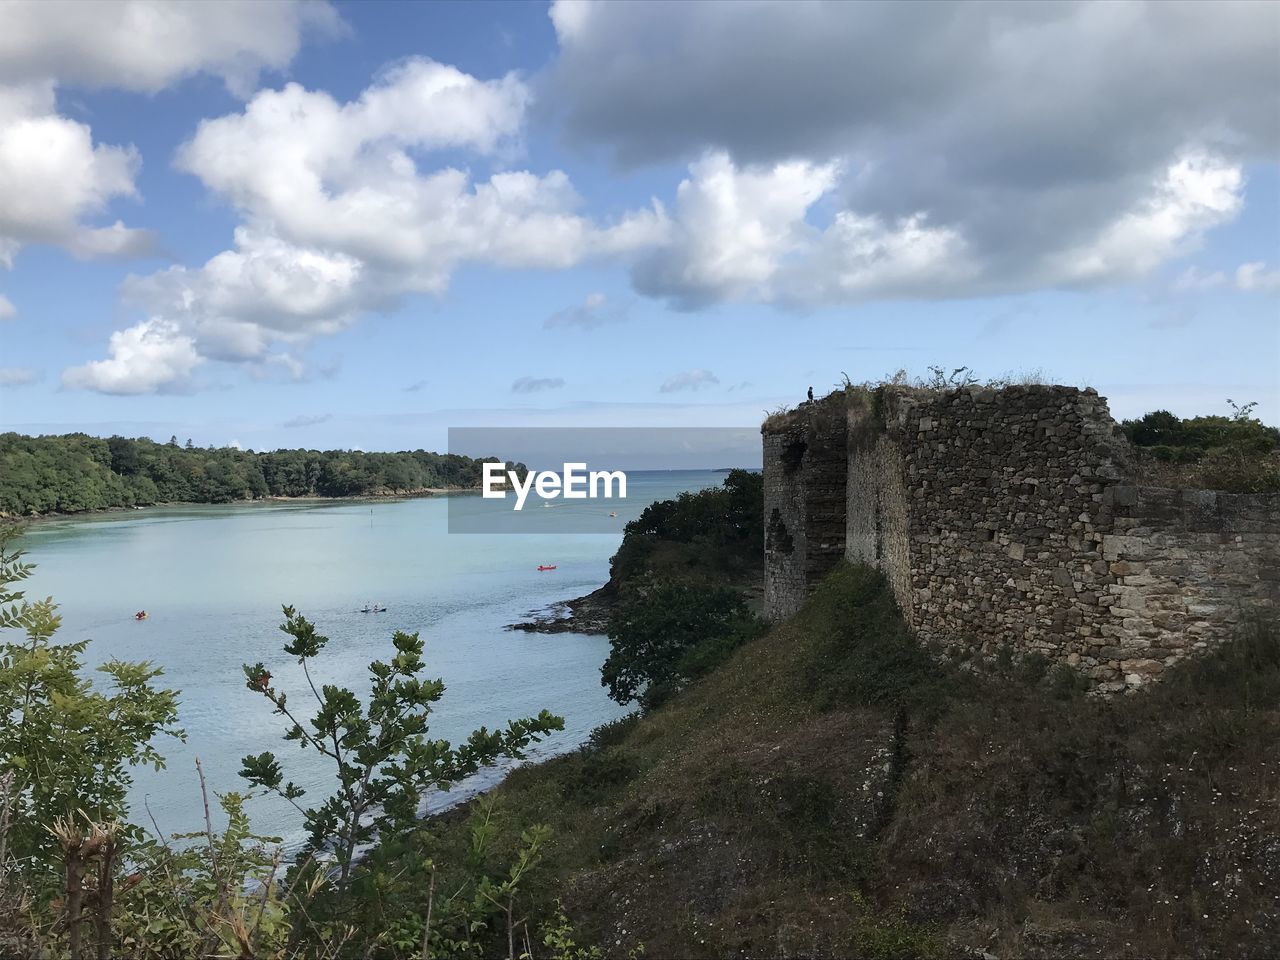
{"left": 763, "top": 394, "right": 848, "bottom": 620}
{"left": 1097, "top": 485, "right": 1280, "bottom": 686}
{"left": 762, "top": 384, "right": 1280, "bottom": 691}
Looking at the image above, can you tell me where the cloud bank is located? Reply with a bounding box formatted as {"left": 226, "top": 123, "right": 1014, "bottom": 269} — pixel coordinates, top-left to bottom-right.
{"left": 551, "top": 0, "right": 1273, "bottom": 305}
{"left": 37, "top": 0, "right": 1278, "bottom": 393}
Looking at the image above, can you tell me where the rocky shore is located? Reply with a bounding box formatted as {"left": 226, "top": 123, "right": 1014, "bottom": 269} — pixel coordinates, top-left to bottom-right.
{"left": 506, "top": 582, "right": 616, "bottom": 635}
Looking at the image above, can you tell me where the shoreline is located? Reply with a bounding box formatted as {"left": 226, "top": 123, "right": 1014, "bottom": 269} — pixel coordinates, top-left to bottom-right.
{"left": 506, "top": 581, "right": 616, "bottom": 635}
{"left": 3, "top": 486, "right": 481, "bottom": 526}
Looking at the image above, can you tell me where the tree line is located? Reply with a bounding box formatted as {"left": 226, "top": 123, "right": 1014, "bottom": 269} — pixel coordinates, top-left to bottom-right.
{"left": 0, "top": 433, "right": 526, "bottom": 516}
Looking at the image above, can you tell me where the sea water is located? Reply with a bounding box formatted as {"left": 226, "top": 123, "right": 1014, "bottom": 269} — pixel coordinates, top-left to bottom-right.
{"left": 17, "top": 470, "right": 723, "bottom": 848}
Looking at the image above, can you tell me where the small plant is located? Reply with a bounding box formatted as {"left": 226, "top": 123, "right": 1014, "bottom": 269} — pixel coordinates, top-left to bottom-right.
{"left": 115, "top": 768, "right": 318, "bottom": 960}
{"left": 241, "top": 607, "right": 564, "bottom": 893}
{"left": 474, "top": 818, "right": 552, "bottom": 960}
{"left": 541, "top": 899, "right": 643, "bottom": 959}
{"left": 541, "top": 900, "right": 604, "bottom": 960}
{"left": 924, "top": 365, "right": 978, "bottom": 390}
{"left": 762, "top": 404, "right": 795, "bottom": 429}
{"left": 1016, "top": 650, "right": 1052, "bottom": 686}
{"left": 847, "top": 890, "right": 941, "bottom": 960}
{"left": 1227, "top": 398, "right": 1259, "bottom": 422}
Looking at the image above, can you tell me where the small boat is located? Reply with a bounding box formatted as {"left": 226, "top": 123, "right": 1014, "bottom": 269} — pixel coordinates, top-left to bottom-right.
{"left": 536, "top": 565, "right": 557, "bottom": 572}
{"left": 609, "top": 511, "right": 617, "bottom": 518}
{"left": 134, "top": 611, "right": 148, "bottom": 621}
{"left": 360, "top": 604, "right": 387, "bottom": 613}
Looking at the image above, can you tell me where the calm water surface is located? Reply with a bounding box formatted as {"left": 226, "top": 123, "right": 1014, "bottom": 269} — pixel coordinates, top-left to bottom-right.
{"left": 20, "top": 470, "right": 722, "bottom": 848}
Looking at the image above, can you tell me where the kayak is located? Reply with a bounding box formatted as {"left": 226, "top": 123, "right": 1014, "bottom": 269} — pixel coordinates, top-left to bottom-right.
{"left": 537, "top": 565, "right": 557, "bottom": 571}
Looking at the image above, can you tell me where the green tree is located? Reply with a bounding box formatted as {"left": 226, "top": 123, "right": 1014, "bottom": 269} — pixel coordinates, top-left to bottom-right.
{"left": 0, "top": 529, "right": 183, "bottom": 884}
{"left": 240, "top": 608, "right": 565, "bottom": 895}
{"left": 610, "top": 469, "right": 763, "bottom": 586}
{"left": 602, "top": 579, "right": 762, "bottom": 710}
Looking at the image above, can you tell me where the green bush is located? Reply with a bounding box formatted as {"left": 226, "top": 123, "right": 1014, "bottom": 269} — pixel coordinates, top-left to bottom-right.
{"left": 609, "top": 469, "right": 763, "bottom": 587}
{"left": 1121, "top": 405, "right": 1280, "bottom": 493}
{"left": 602, "top": 579, "right": 764, "bottom": 710}
{"left": 799, "top": 565, "right": 955, "bottom": 713}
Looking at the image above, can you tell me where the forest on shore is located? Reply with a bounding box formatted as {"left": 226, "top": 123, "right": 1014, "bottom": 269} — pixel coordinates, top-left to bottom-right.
{"left": 0, "top": 432, "right": 523, "bottom": 517}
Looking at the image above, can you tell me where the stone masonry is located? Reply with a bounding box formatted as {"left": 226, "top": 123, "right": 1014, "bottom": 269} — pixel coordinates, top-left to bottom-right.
{"left": 762, "top": 384, "right": 1280, "bottom": 692}
{"left": 764, "top": 393, "right": 848, "bottom": 620}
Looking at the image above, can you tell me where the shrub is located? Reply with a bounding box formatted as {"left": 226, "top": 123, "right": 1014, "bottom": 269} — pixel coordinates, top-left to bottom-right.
{"left": 602, "top": 579, "right": 764, "bottom": 710}
{"left": 1122, "top": 404, "right": 1280, "bottom": 493}
{"left": 609, "top": 469, "right": 763, "bottom": 587}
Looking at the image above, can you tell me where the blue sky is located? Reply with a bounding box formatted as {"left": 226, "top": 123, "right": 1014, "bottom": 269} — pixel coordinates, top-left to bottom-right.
{"left": 1, "top": 0, "right": 1277, "bottom": 452}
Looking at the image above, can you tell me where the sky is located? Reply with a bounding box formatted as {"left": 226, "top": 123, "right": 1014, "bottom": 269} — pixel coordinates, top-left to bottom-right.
{"left": 0, "top": 0, "right": 1277, "bottom": 453}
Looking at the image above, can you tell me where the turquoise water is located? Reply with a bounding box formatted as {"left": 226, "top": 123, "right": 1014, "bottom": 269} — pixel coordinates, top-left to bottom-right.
{"left": 18, "top": 470, "right": 723, "bottom": 848}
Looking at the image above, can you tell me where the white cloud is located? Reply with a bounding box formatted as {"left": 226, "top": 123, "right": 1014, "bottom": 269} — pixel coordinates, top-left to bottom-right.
{"left": 123, "top": 228, "right": 367, "bottom": 355}
{"left": 634, "top": 152, "right": 971, "bottom": 307}
{"left": 177, "top": 60, "right": 529, "bottom": 218}
{"left": 0, "top": 367, "right": 39, "bottom": 386}
{"left": 1174, "top": 260, "right": 1280, "bottom": 295}
{"left": 1236, "top": 262, "right": 1280, "bottom": 293}
{"left": 511, "top": 376, "right": 565, "bottom": 393}
{"left": 0, "top": 0, "right": 340, "bottom": 97}
{"left": 1048, "top": 152, "right": 1243, "bottom": 284}
{"left": 660, "top": 368, "right": 719, "bottom": 392}
{"left": 544, "top": 292, "right": 626, "bottom": 329}
{"left": 62, "top": 319, "right": 203, "bottom": 394}
{"left": 72, "top": 61, "right": 668, "bottom": 393}
{"left": 548, "top": 1, "right": 1275, "bottom": 300}
{"left": 0, "top": 82, "right": 153, "bottom": 263}
{"left": 633, "top": 153, "right": 837, "bottom": 307}
{"left": 790, "top": 210, "right": 972, "bottom": 304}
{"left": 0, "top": 294, "right": 15, "bottom": 320}
{"left": 174, "top": 63, "right": 665, "bottom": 277}
{"left": 0, "top": 1, "right": 334, "bottom": 268}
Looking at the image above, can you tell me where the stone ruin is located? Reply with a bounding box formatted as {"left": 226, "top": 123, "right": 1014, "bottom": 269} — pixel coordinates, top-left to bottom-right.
{"left": 763, "top": 384, "right": 1279, "bottom": 692}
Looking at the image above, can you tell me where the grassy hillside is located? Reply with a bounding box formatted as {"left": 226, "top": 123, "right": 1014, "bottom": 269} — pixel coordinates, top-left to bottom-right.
{"left": 424, "top": 564, "right": 1280, "bottom": 959}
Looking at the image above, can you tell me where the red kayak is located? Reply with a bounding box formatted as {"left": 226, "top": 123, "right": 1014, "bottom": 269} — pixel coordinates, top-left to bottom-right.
{"left": 536, "top": 565, "right": 557, "bottom": 571}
